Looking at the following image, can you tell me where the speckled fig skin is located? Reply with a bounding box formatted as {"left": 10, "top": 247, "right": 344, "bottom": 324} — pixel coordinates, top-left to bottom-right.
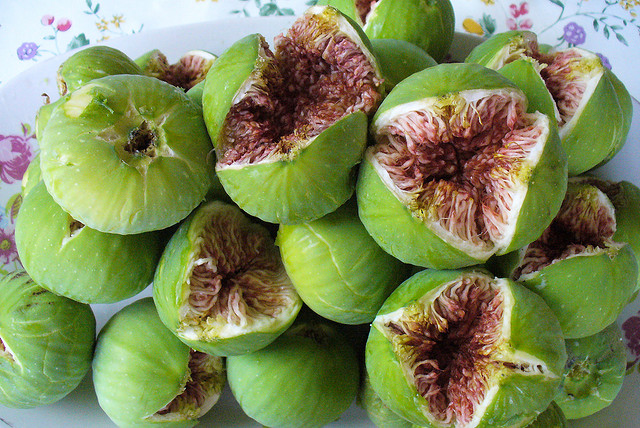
{"left": 153, "top": 200, "right": 302, "bottom": 357}
{"left": 365, "top": 268, "right": 566, "bottom": 428}
{"left": 0, "top": 270, "right": 95, "bottom": 409}
{"left": 490, "top": 179, "right": 638, "bottom": 339}
{"left": 466, "top": 30, "right": 632, "bottom": 176}
{"left": 56, "top": 45, "right": 143, "bottom": 95}
{"left": 39, "top": 74, "right": 213, "bottom": 234}
{"left": 203, "top": 6, "right": 383, "bottom": 224}
{"left": 93, "top": 297, "right": 226, "bottom": 428}
{"left": 226, "top": 308, "right": 360, "bottom": 428}
{"left": 357, "top": 63, "right": 568, "bottom": 269}
{"left": 276, "top": 198, "right": 410, "bottom": 325}
{"left": 318, "top": 0, "right": 455, "bottom": 62}
{"left": 16, "top": 181, "right": 164, "bottom": 304}
{"left": 554, "top": 323, "right": 626, "bottom": 420}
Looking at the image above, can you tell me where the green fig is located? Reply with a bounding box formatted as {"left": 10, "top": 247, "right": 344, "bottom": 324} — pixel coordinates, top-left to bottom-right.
{"left": 202, "top": 5, "right": 384, "bottom": 224}
{"left": 370, "top": 38, "right": 437, "bottom": 92}
{"left": 357, "top": 62, "right": 567, "bottom": 269}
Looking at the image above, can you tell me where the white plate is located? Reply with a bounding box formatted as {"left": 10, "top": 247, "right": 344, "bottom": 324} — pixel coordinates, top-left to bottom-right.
{"left": 0, "top": 16, "right": 639, "bottom": 428}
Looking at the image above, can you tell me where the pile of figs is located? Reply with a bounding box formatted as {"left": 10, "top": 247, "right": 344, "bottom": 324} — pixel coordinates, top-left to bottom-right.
{"left": 1, "top": 2, "right": 639, "bottom": 427}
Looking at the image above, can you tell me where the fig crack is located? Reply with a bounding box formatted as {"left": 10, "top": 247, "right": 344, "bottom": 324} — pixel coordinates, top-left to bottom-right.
{"left": 126, "top": 120, "right": 157, "bottom": 158}
{"left": 0, "top": 335, "right": 15, "bottom": 363}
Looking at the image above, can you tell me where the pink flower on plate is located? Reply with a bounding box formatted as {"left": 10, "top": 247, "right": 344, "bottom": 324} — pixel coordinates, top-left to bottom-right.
{"left": 510, "top": 2, "right": 529, "bottom": 18}
{"left": 41, "top": 14, "right": 55, "bottom": 26}
{"left": 0, "top": 124, "right": 35, "bottom": 184}
{"left": 56, "top": 18, "right": 72, "bottom": 32}
{"left": 0, "top": 228, "right": 19, "bottom": 266}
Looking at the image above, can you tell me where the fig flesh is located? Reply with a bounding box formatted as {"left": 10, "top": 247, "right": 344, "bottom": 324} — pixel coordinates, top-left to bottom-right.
{"left": 366, "top": 268, "right": 567, "bottom": 428}
{"left": 56, "top": 45, "right": 143, "bottom": 96}
{"left": 39, "top": 74, "right": 213, "bottom": 234}
{"left": 554, "top": 322, "right": 627, "bottom": 420}
{"left": 15, "top": 181, "right": 163, "bottom": 304}
{"left": 0, "top": 270, "right": 95, "bottom": 408}
{"left": 318, "top": 0, "right": 455, "bottom": 62}
{"left": 276, "top": 198, "right": 409, "bottom": 325}
{"left": 153, "top": 200, "right": 302, "bottom": 356}
{"left": 491, "top": 178, "right": 638, "bottom": 338}
{"left": 92, "top": 297, "right": 225, "bottom": 427}
{"left": 203, "top": 5, "right": 384, "bottom": 224}
{"left": 466, "top": 30, "right": 632, "bottom": 176}
{"left": 136, "top": 49, "right": 216, "bottom": 90}
{"left": 357, "top": 63, "right": 567, "bottom": 269}
{"left": 226, "top": 308, "right": 360, "bottom": 428}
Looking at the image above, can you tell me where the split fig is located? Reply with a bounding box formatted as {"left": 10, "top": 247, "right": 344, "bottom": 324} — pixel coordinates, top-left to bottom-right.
{"left": 226, "top": 308, "right": 360, "bottom": 428}
{"left": 554, "top": 322, "right": 626, "bottom": 419}
{"left": 15, "top": 181, "right": 163, "bottom": 304}
{"left": 276, "top": 199, "right": 409, "bottom": 324}
{"left": 466, "top": 30, "right": 632, "bottom": 176}
{"left": 490, "top": 178, "right": 638, "bottom": 338}
{"left": 202, "top": 5, "right": 384, "bottom": 224}
{"left": 153, "top": 200, "right": 302, "bottom": 356}
{"left": 357, "top": 62, "right": 567, "bottom": 269}
{"left": 39, "top": 74, "right": 213, "bottom": 234}
{"left": 92, "top": 297, "right": 225, "bottom": 427}
{"left": 136, "top": 49, "right": 216, "bottom": 90}
{"left": 56, "top": 45, "right": 143, "bottom": 96}
{"left": 0, "top": 270, "right": 95, "bottom": 408}
{"left": 366, "top": 268, "right": 567, "bottom": 428}
{"left": 318, "top": 0, "right": 455, "bottom": 62}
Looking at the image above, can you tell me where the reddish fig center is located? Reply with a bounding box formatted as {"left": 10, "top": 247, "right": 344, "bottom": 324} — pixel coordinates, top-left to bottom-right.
{"left": 383, "top": 276, "right": 504, "bottom": 425}
{"left": 186, "top": 206, "right": 292, "bottom": 326}
{"left": 355, "top": 0, "right": 377, "bottom": 23}
{"left": 221, "top": 12, "right": 382, "bottom": 165}
{"left": 126, "top": 120, "right": 157, "bottom": 157}
{"left": 375, "top": 92, "right": 543, "bottom": 248}
{"left": 515, "top": 184, "right": 616, "bottom": 278}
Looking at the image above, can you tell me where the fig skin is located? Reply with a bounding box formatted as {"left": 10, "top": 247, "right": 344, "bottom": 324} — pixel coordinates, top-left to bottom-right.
{"left": 153, "top": 200, "right": 302, "bottom": 357}
{"left": 15, "top": 181, "right": 163, "bottom": 304}
{"left": 366, "top": 268, "right": 567, "bottom": 428}
{"left": 20, "top": 152, "right": 41, "bottom": 199}
{"left": 554, "top": 323, "right": 626, "bottom": 420}
{"left": 318, "top": 0, "right": 455, "bottom": 62}
{"left": 92, "top": 297, "right": 226, "bottom": 427}
{"left": 226, "top": 308, "right": 360, "bottom": 428}
{"left": 39, "top": 74, "right": 213, "bottom": 234}
{"left": 490, "top": 179, "right": 639, "bottom": 339}
{"left": 465, "top": 30, "right": 632, "bottom": 176}
{"left": 370, "top": 38, "right": 437, "bottom": 92}
{"left": 359, "top": 374, "right": 414, "bottom": 428}
{"left": 203, "top": 6, "right": 383, "bottom": 224}
{"left": 0, "top": 270, "right": 95, "bottom": 409}
{"left": 357, "top": 62, "right": 568, "bottom": 269}
{"left": 56, "top": 45, "right": 143, "bottom": 96}
{"left": 525, "top": 402, "right": 567, "bottom": 427}
{"left": 276, "top": 198, "right": 410, "bottom": 325}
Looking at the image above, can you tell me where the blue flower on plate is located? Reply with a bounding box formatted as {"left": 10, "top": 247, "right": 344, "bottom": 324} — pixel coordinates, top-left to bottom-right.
{"left": 563, "top": 22, "right": 586, "bottom": 46}
{"left": 16, "top": 42, "right": 39, "bottom": 60}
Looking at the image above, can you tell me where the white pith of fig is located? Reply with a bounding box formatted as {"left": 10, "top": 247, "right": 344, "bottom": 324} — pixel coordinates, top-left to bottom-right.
{"left": 153, "top": 200, "right": 302, "bottom": 356}
{"left": 366, "top": 268, "right": 566, "bottom": 428}
{"left": 357, "top": 62, "right": 567, "bottom": 269}
{"left": 203, "top": 5, "right": 384, "bottom": 224}
{"left": 491, "top": 178, "right": 638, "bottom": 338}
{"left": 466, "top": 30, "right": 632, "bottom": 176}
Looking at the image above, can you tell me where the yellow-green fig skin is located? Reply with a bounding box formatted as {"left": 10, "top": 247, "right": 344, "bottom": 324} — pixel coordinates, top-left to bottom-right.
{"left": 370, "top": 38, "right": 437, "bottom": 92}
{"left": 276, "top": 198, "right": 410, "bottom": 325}
{"left": 39, "top": 74, "right": 213, "bottom": 235}
{"left": 554, "top": 322, "right": 626, "bottom": 420}
{"left": 358, "top": 63, "right": 568, "bottom": 269}
{"left": 359, "top": 374, "right": 414, "bottom": 428}
{"left": 15, "top": 181, "right": 163, "bottom": 304}
{"left": 153, "top": 201, "right": 302, "bottom": 357}
{"left": 0, "top": 270, "right": 95, "bottom": 409}
{"left": 93, "top": 297, "right": 223, "bottom": 428}
{"left": 318, "top": 0, "right": 455, "bottom": 62}
{"left": 365, "top": 268, "right": 566, "bottom": 428}
{"left": 20, "top": 152, "right": 41, "bottom": 199}
{"left": 56, "top": 45, "right": 143, "bottom": 95}
{"left": 525, "top": 402, "right": 567, "bottom": 427}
